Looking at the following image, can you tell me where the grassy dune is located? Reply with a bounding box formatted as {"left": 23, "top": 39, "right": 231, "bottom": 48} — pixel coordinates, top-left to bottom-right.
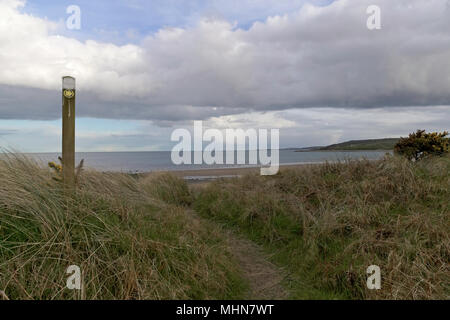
{"left": 193, "top": 155, "right": 450, "bottom": 299}
{"left": 0, "top": 154, "right": 246, "bottom": 300}
{"left": 0, "top": 153, "right": 448, "bottom": 300}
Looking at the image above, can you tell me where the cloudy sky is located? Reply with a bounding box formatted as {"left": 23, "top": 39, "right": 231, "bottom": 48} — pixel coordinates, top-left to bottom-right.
{"left": 0, "top": 0, "right": 449, "bottom": 152}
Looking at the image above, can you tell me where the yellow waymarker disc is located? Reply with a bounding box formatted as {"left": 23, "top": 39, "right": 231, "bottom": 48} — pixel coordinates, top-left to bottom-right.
{"left": 63, "top": 89, "right": 75, "bottom": 99}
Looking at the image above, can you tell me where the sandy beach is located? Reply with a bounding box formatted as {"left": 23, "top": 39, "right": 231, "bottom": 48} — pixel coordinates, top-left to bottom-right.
{"left": 166, "top": 163, "right": 315, "bottom": 181}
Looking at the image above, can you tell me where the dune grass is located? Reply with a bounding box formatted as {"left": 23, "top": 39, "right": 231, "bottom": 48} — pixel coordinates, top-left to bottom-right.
{"left": 193, "top": 155, "right": 450, "bottom": 299}
{"left": 1, "top": 152, "right": 448, "bottom": 300}
{"left": 0, "top": 153, "right": 246, "bottom": 300}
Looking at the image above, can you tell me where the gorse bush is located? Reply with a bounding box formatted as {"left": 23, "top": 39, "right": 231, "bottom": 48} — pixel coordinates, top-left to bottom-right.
{"left": 394, "top": 130, "right": 449, "bottom": 161}
{"left": 0, "top": 153, "right": 245, "bottom": 300}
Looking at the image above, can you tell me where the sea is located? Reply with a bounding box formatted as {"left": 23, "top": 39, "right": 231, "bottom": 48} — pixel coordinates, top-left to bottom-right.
{"left": 23, "top": 150, "right": 392, "bottom": 173}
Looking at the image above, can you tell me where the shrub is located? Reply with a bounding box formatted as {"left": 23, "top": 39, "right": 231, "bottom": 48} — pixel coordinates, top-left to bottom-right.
{"left": 394, "top": 130, "right": 449, "bottom": 161}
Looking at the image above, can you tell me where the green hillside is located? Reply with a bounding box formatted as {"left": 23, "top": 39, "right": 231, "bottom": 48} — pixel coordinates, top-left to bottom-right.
{"left": 321, "top": 138, "right": 399, "bottom": 151}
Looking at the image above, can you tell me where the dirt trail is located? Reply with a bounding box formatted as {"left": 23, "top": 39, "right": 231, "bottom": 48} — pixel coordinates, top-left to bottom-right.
{"left": 186, "top": 209, "right": 288, "bottom": 299}
{"left": 224, "top": 231, "right": 289, "bottom": 300}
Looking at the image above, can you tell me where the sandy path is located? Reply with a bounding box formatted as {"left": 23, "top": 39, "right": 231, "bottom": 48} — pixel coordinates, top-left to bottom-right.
{"left": 224, "top": 231, "right": 289, "bottom": 300}
{"left": 186, "top": 209, "right": 288, "bottom": 300}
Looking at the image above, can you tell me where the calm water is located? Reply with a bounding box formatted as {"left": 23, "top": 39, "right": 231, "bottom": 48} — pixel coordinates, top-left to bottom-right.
{"left": 24, "top": 150, "right": 392, "bottom": 173}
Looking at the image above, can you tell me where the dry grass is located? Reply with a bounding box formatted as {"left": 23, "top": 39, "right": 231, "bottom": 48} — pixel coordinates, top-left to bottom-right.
{"left": 0, "top": 153, "right": 246, "bottom": 300}
{"left": 224, "top": 231, "right": 288, "bottom": 300}
{"left": 1, "top": 151, "right": 447, "bottom": 300}
{"left": 193, "top": 154, "right": 450, "bottom": 299}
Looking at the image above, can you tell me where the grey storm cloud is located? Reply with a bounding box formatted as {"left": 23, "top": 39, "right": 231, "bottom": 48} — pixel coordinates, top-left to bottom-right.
{"left": 1, "top": 0, "right": 450, "bottom": 121}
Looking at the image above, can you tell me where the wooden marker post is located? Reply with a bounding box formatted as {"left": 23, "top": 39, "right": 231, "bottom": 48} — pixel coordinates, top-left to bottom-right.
{"left": 62, "top": 76, "right": 76, "bottom": 186}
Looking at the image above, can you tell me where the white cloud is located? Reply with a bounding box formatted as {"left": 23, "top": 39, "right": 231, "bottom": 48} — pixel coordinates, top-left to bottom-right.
{"left": 206, "top": 111, "right": 296, "bottom": 129}
{"left": 0, "top": 0, "right": 147, "bottom": 96}
{"left": 276, "top": 106, "right": 450, "bottom": 147}
{"left": 0, "top": 0, "right": 450, "bottom": 123}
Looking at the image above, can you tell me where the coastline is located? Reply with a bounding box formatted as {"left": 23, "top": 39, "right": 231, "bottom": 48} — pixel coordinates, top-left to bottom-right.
{"left": 159, "top": 163, "right": 319, "bottom": 182}
{"left": 148, "top": 157, "right": 387, "bottom": 182}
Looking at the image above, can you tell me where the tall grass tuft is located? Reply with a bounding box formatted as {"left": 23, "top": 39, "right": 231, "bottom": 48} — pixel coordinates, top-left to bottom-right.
{"left": 193, "top": 155, "right": 450, "bottom": 299}
{"left": 0, "top": 153, "right": 245, "bottom": 300}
